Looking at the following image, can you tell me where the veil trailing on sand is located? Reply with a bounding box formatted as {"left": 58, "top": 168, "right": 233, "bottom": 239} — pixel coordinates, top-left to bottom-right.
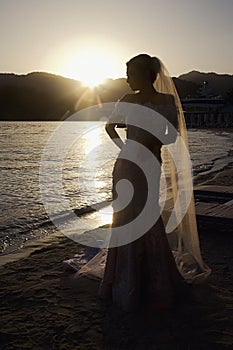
{"left": 77, "top": 57, "right": 211, "bottom": 284}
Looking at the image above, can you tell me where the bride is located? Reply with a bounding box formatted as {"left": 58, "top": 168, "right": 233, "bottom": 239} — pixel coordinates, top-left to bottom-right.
{"left": 77, "top": 54, "right": 210, "bottom": 312}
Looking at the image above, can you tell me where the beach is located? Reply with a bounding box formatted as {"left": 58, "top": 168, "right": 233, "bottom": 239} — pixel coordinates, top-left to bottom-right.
{"left": 0, "top": 161, "right": 232, "bottom": 350}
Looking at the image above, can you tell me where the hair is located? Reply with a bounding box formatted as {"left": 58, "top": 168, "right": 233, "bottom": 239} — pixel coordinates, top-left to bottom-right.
{"left": 126, "top": 54, "right": 161, "bottom": 83}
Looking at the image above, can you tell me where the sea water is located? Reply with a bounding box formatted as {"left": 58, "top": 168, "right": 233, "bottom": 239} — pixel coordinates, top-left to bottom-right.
{"left": 0, "top": 122, "right": 232, "bottom": 254}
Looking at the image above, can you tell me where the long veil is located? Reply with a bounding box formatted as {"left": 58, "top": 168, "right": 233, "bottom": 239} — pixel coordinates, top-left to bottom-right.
{"left": 155, "top": 59, "right": 211, "bottom": 282}
{"left": 77, "top": 58, "right": 211, "bottom": 283}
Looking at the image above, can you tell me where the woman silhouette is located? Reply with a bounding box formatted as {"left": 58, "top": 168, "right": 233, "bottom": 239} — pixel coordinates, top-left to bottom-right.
{"left": 78, "top": 54, "right": 210, "bottom": 312}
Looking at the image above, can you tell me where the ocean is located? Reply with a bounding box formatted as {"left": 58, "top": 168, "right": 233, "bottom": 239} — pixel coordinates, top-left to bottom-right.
{"left": 0, "top": 121, "right": 232, "bottom": 255}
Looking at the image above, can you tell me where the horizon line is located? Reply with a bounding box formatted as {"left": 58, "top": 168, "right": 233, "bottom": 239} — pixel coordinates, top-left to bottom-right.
{"left": 0, "top": 69, "right": 233, "bottom": 82}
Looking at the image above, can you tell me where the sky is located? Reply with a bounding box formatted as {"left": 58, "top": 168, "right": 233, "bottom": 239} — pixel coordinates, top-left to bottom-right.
{"left": 1, "top": 0, "right": 233, "bottom": 85}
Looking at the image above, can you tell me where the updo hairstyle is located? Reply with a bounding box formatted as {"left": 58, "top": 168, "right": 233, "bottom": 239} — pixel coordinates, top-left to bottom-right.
{"left": 126, "top": 54, "right": 161, "bottom": 83}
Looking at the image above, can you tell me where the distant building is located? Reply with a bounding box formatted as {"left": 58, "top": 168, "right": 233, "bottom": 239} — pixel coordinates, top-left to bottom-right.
{"left": 181, "top": 81, "right": 233, "bottom": 128}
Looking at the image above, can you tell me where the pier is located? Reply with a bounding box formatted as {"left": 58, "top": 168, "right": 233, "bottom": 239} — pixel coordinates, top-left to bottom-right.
{"left": 182, "top": 86, "right": 233, "bottom": 128}
{"left": 184, "top": 111, "right": 233, "bottom": 128}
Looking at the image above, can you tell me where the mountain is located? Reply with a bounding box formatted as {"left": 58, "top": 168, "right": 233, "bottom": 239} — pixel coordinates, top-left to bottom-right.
{"left": 178, "top": 71, "right": 233, "bottom": 97}
{"left": 0, "top": 72, "right": 88, "bottom": 120}
{"left": 0, "top": 72, "right": 132, "bottom": 121}
{"left": 0, "top": 70, "right": 232, "bottom": 120}
{"left": 172, "top": 78, "right": 200, "bottom": 98}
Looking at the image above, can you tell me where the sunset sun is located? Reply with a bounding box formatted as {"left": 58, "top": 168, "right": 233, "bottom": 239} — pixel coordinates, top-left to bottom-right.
{"left": 60, "top": 49, "right": 122, "bottom": 87}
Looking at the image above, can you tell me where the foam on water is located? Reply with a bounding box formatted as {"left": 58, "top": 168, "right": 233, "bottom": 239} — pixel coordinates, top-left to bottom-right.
{"left": 0, "top": 122, "right": 232, "bottom": 254}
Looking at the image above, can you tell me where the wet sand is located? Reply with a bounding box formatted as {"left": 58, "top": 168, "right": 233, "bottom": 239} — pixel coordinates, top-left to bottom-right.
{"left": 0, "top": 166, "right": 232, "bottom": 349}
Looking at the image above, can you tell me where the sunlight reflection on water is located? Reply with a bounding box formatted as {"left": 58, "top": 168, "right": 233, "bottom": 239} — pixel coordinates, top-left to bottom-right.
{"left": 0, "top": 122, "right": 232, "bottom": 253}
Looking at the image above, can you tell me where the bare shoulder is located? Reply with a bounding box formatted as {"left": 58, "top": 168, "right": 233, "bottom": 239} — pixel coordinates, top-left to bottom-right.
{"left": 119, "top": 92, "right": 176, "bottom": 106}
{"left": 119, "top": 94, "right": 137, "bottom": 103}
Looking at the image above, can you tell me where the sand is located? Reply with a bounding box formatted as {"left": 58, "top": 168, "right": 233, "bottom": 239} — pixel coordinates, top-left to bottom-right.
{"left": 0, "top": 165, "right": 233, "bottom": 349}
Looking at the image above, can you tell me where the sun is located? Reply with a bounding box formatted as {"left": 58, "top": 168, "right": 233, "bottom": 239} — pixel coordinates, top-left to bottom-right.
{"left": 60, "top": 49, "right": 121, "bottom": 87}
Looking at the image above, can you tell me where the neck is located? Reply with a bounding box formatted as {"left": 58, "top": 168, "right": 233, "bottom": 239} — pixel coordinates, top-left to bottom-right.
{"left": 141, "top": 81, "right": 156, "bottom": 92}
{"left": 137, "top": 84, "right": 157, "bottom": 99}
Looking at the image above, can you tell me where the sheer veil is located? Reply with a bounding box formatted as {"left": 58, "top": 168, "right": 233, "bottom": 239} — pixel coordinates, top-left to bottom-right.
{"left": 155, "top": 59, "right": 211, "bottom": 282}
{"left": 77, "top": 56, "right": 211, "bottom": 283}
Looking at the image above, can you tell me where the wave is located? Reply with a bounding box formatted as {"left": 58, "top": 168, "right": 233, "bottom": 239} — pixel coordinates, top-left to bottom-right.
{"left": 0, "top": 199, "right": 111, "bottom": 255}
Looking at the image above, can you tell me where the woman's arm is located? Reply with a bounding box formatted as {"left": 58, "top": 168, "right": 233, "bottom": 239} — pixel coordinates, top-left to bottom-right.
{"left": 105, "top": 122, "right": 124, "bottom": 150}
{"left": 105, "top": 94, "right": 133, "bottom": 149}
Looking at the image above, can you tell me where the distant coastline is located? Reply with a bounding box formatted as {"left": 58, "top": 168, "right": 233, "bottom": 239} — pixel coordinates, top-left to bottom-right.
{"left": 0, "top": 70, "right": 233, "bottom": 124}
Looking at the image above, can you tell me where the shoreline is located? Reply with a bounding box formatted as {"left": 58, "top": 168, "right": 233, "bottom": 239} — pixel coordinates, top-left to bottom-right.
{"left": 0, "top": 166, "right": 233, "bottom": 348}
{"left": 1, "top": 126, "right": 232, "bottom": 256}
{"left": 194, "top": 159, "right": 233, "bottom": 187}
{"left": 1, "top": 159, "right": 233, "bottom": 264}
{"left": 1, "top": 154, "right": 232, "bottom": 259}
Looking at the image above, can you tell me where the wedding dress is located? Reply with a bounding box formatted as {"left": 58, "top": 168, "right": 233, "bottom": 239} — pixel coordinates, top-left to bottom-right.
{"left": 76, "top": 58, "right": 211, "bottom": 311}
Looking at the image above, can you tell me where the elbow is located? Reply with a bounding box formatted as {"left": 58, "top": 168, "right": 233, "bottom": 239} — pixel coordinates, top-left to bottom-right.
{"left": 105, "top": 123, "right": 115, "bottom": 133}
{"left": 105, "top": 123, "right": 110, "bottom": 135}
{"left": 105, "top": 123, "right": 110, "bottom": 131}
{"left": 164, "top": 124, "right": 177, "bottom": 144}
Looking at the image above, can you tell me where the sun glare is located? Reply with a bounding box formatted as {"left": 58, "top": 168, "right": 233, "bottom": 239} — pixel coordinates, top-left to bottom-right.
{"left": 60, "top": 49, "right": 121, "bottom": 87}
{"left": 83, "top": 126, "right": 102, "bottom": 155}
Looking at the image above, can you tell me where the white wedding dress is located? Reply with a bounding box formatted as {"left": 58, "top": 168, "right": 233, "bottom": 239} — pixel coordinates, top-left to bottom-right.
{"left": 76, "top": 60, "right": 211, "bottom": 311}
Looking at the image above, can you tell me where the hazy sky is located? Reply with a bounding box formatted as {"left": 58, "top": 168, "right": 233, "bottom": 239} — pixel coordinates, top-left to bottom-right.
{"left": 1, "top": 0, "right": 232, "bottom": 83}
